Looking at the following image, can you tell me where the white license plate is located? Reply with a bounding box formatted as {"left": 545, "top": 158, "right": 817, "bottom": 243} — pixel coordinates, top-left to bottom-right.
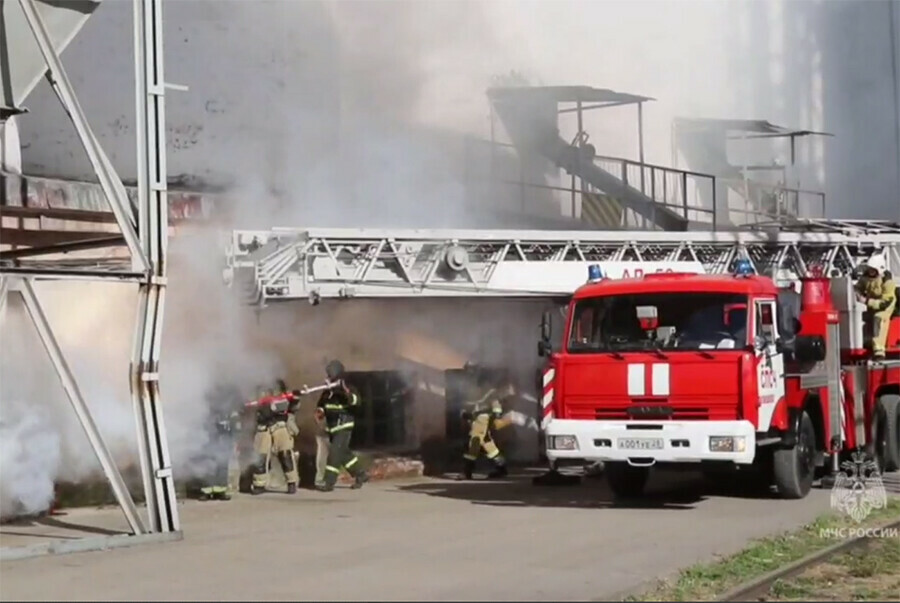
{"left": 617, "top": 437, "right": 664, "bottom": 450}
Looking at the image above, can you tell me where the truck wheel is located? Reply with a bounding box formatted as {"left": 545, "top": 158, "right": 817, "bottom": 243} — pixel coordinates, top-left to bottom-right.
{"left": 773, "top": 410, "right": 817, "bottom": 499}
{"left": 876, "top": 394, "right": 900, "bottom": 472}
{"left": 605, "top": 463, "right": 649, "bottom": 498}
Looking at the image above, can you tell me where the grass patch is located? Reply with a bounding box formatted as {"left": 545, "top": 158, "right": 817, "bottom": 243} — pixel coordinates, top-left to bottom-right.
{"left": 628, "top": 497, "right": 900, "bottom": 602}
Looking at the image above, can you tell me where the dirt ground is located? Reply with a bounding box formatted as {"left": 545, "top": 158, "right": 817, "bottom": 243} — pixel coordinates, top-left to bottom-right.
{"left": 0, "top": 469, "right": 837, "bottom": 602}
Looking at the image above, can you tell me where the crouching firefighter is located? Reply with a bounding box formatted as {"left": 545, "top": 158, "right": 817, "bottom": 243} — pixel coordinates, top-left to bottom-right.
{"left": 249, "top": 384, "right": 300, "bottom": 494}
{"left": 199, "top": 385, "right": 243, "bottom": 501}
{"left": 460, "top": 374, "right": 512, "bottom": 480}
{"left": 316, "top": 360, "right": 369, "bottom": 492}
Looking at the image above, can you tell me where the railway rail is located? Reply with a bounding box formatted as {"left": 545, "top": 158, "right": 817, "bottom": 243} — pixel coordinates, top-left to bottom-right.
{"left": 718, "top": 517, "right": 900, "bottom": 602}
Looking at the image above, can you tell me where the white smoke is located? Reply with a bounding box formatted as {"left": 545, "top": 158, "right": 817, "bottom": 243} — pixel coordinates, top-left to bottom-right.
{"left": 0, "top": 411, "right": 61, "bottom": 518}
{"left": 0, "top": 282, "right": 138, "bottom": 518}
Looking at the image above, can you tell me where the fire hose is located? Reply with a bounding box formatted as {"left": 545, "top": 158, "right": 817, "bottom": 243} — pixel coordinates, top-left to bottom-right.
{"left": 245, "top": 381, "right": 341, "bottom": 408}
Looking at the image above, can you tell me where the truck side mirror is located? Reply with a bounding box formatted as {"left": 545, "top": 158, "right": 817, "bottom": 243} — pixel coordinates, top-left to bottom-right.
{"left": 538, "top": 311, "right": 552, "bottom": 357}
{"left": 538, "top": 340, "right": 552, "bottom": 357}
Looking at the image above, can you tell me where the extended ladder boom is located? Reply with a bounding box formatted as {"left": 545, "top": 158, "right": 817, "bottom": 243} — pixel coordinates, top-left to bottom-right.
{"left": 225, "top": 220, "right": 900, "bottom": 305}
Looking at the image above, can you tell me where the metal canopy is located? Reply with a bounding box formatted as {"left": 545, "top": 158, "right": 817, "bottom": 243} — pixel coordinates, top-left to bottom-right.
{"left": 0, "top": 0, "right": 181, "bottom": 559}
{"left": 487, "top": 85, "right": 655, "bottom": 111}
{"left": 673, "top": 117, "right": 833, "bottom": 140}
{"left": 0, "top": 0, "right": 101, "bottom": 111}
{"left": 225, "top": 220, "right": 900, "bottom": 305}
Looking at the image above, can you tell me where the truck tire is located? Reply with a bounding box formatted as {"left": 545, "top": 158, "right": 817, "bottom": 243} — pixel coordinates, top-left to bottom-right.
{"left": 773, "top": 410, "right": 817, "bottom": 499}
{"left": 605, "top": 462, "right": 649, "bottom": 498}
{"left": 876, "top": 394, "right": 900, "bottom": 472}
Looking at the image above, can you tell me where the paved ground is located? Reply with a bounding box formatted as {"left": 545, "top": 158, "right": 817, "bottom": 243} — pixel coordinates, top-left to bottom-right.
{"left": 0, "top": 470, "right": 837, "bottom": 602}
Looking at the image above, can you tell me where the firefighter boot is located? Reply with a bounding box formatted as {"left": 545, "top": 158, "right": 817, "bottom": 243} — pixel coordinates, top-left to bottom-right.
{"left": 487, "top": 458, "right": 508, "bottom": 479}
{"left": 463, "top": 458, "right": 475, "bottom": 480}
{"left": 351, "top": 470, "right": 369, "bottom": 490}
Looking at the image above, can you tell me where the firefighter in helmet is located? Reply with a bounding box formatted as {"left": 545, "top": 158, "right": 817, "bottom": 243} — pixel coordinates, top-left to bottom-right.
{"left": 855, "top": 253, "right": 897, "bottom": 360}
{"left": 250, "top": 383, "right": 301, "bottom": 494}
{"left": 316, "top": 360, "right": 369, "bottom": 492}
{"left": 460, "top": 367, "right": 513, "bottom": 480}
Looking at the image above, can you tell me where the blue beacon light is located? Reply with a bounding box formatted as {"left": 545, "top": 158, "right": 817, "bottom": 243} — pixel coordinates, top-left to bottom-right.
{"left": 587, "top": 264, "right": 604, "bottom": 282}
{"left": 733, "top": 258, "right": 754, "bottom": 277}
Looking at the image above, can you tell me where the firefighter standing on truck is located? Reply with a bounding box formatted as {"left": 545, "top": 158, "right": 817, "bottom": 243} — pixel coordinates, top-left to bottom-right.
{"left": 316, "top": 360, "right": 369, "bottom": 492}
{"left": 855, "top": 253, "right": 897, "bottom": 360}
{"left": 250, "top": 383, "right": 300, "bottom": 495}
{"left": 460, "top": 369, "right": 512, "bottom": 480}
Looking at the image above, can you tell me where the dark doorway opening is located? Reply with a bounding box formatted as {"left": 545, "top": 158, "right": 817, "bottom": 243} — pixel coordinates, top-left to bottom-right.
{"left": 344, "top": 371, "right": 411, "bottom": 450}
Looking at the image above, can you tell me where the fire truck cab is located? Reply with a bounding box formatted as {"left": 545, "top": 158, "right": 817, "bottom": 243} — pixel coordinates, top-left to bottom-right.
{"left": 539, "top": 261, "right": 900, "bottom": 500}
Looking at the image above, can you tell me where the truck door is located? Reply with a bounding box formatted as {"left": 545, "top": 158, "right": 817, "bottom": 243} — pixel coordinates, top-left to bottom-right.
{"left": 754, "top": 299, "right": 786, "bottom": 432}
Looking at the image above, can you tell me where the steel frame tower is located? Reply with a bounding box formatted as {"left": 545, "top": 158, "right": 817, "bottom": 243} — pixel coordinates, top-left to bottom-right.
{"left": 0, "top": 0, "right": 181, "bottom": 559}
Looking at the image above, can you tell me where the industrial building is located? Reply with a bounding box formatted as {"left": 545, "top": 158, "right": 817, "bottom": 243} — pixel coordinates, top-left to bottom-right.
{"left": 1, "top": 0, "right": 899, "bottom": 562}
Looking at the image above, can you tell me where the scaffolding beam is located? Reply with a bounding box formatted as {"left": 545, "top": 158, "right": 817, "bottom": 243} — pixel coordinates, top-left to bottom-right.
{"left": 130, "top": 0, "right": 179, "bottom": 534}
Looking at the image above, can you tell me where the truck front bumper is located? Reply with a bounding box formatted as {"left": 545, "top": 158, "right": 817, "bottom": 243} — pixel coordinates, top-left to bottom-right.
{"left": 544, "top": 420, "right": 757, "bottom": 465}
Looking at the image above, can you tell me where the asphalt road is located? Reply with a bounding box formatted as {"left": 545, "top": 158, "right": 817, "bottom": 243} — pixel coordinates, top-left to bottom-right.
{"left": 0, "top": 470, "right": 835, "bottom": 601}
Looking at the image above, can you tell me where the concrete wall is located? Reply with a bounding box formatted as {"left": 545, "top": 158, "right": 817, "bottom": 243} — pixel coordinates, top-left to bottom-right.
{"left": 17, "top": 0, "right": 341, "bottom": 190}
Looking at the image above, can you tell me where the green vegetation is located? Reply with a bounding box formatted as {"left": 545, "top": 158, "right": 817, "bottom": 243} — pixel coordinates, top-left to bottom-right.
{"left": 767, "top": 536, "right": 900, "bottom": 601}
{"left": 628, "top": 498, "right": 900, "bottom": 602}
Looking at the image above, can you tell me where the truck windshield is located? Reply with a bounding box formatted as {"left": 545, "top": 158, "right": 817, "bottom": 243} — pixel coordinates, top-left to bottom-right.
{"left": 567, "top": 292, "right": 749, "bottom": 353}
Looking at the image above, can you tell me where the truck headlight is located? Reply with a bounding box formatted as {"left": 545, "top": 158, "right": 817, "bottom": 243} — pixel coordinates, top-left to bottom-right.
{"left": 547, "top": 435, "right": 578, "bottom": 451}
{"left": 709, "top": 436, "right": 746, "bottom": 453}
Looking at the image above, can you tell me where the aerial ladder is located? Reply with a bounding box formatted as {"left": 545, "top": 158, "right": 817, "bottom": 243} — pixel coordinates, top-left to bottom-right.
{"left": 226, "top": 219, "right": 900, "bottom": 306}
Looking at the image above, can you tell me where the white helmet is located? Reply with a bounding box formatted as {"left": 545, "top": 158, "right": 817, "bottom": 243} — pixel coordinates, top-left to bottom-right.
{"left": 863, "top": 252, "right": 887, "bottom": 275}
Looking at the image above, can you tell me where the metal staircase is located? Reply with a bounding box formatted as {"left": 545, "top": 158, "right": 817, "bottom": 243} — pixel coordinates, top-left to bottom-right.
{"left": 225, "top": 220, "right": 900, "bottom": 305}
{"left": 486, "top": 86, "right": 720, "bottom": 232}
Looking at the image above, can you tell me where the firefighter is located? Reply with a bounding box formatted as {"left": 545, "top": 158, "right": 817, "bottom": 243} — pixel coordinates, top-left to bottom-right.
{"left": 855, "top": 254, "right": 897, "bottom": 360}
{"left": 199, "top": 385, "right": 243, "bottom": 501}
{"left": 460, "top": 371, "right": 513, "bottom": 480}
{"left": 316, "top": 360, "right": 369, "bottom": 492}
{"left": 250, "top": 383, "right": 301, "bottom": 495}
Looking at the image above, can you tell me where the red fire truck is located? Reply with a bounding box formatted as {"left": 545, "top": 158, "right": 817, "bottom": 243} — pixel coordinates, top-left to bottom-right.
{"left": 538, "top": 260, "right": 900, "bottom": 499}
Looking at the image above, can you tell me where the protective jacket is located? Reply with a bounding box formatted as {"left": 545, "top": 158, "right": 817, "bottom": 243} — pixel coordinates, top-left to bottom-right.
{"left": 461, "top": 387, "right": 503, "bottom": 423}
{"left": 857, "top": 274, "right": 897, "bottom": 314}
{"left": 317, "top": 385, "right": 361, "bottom": 434}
